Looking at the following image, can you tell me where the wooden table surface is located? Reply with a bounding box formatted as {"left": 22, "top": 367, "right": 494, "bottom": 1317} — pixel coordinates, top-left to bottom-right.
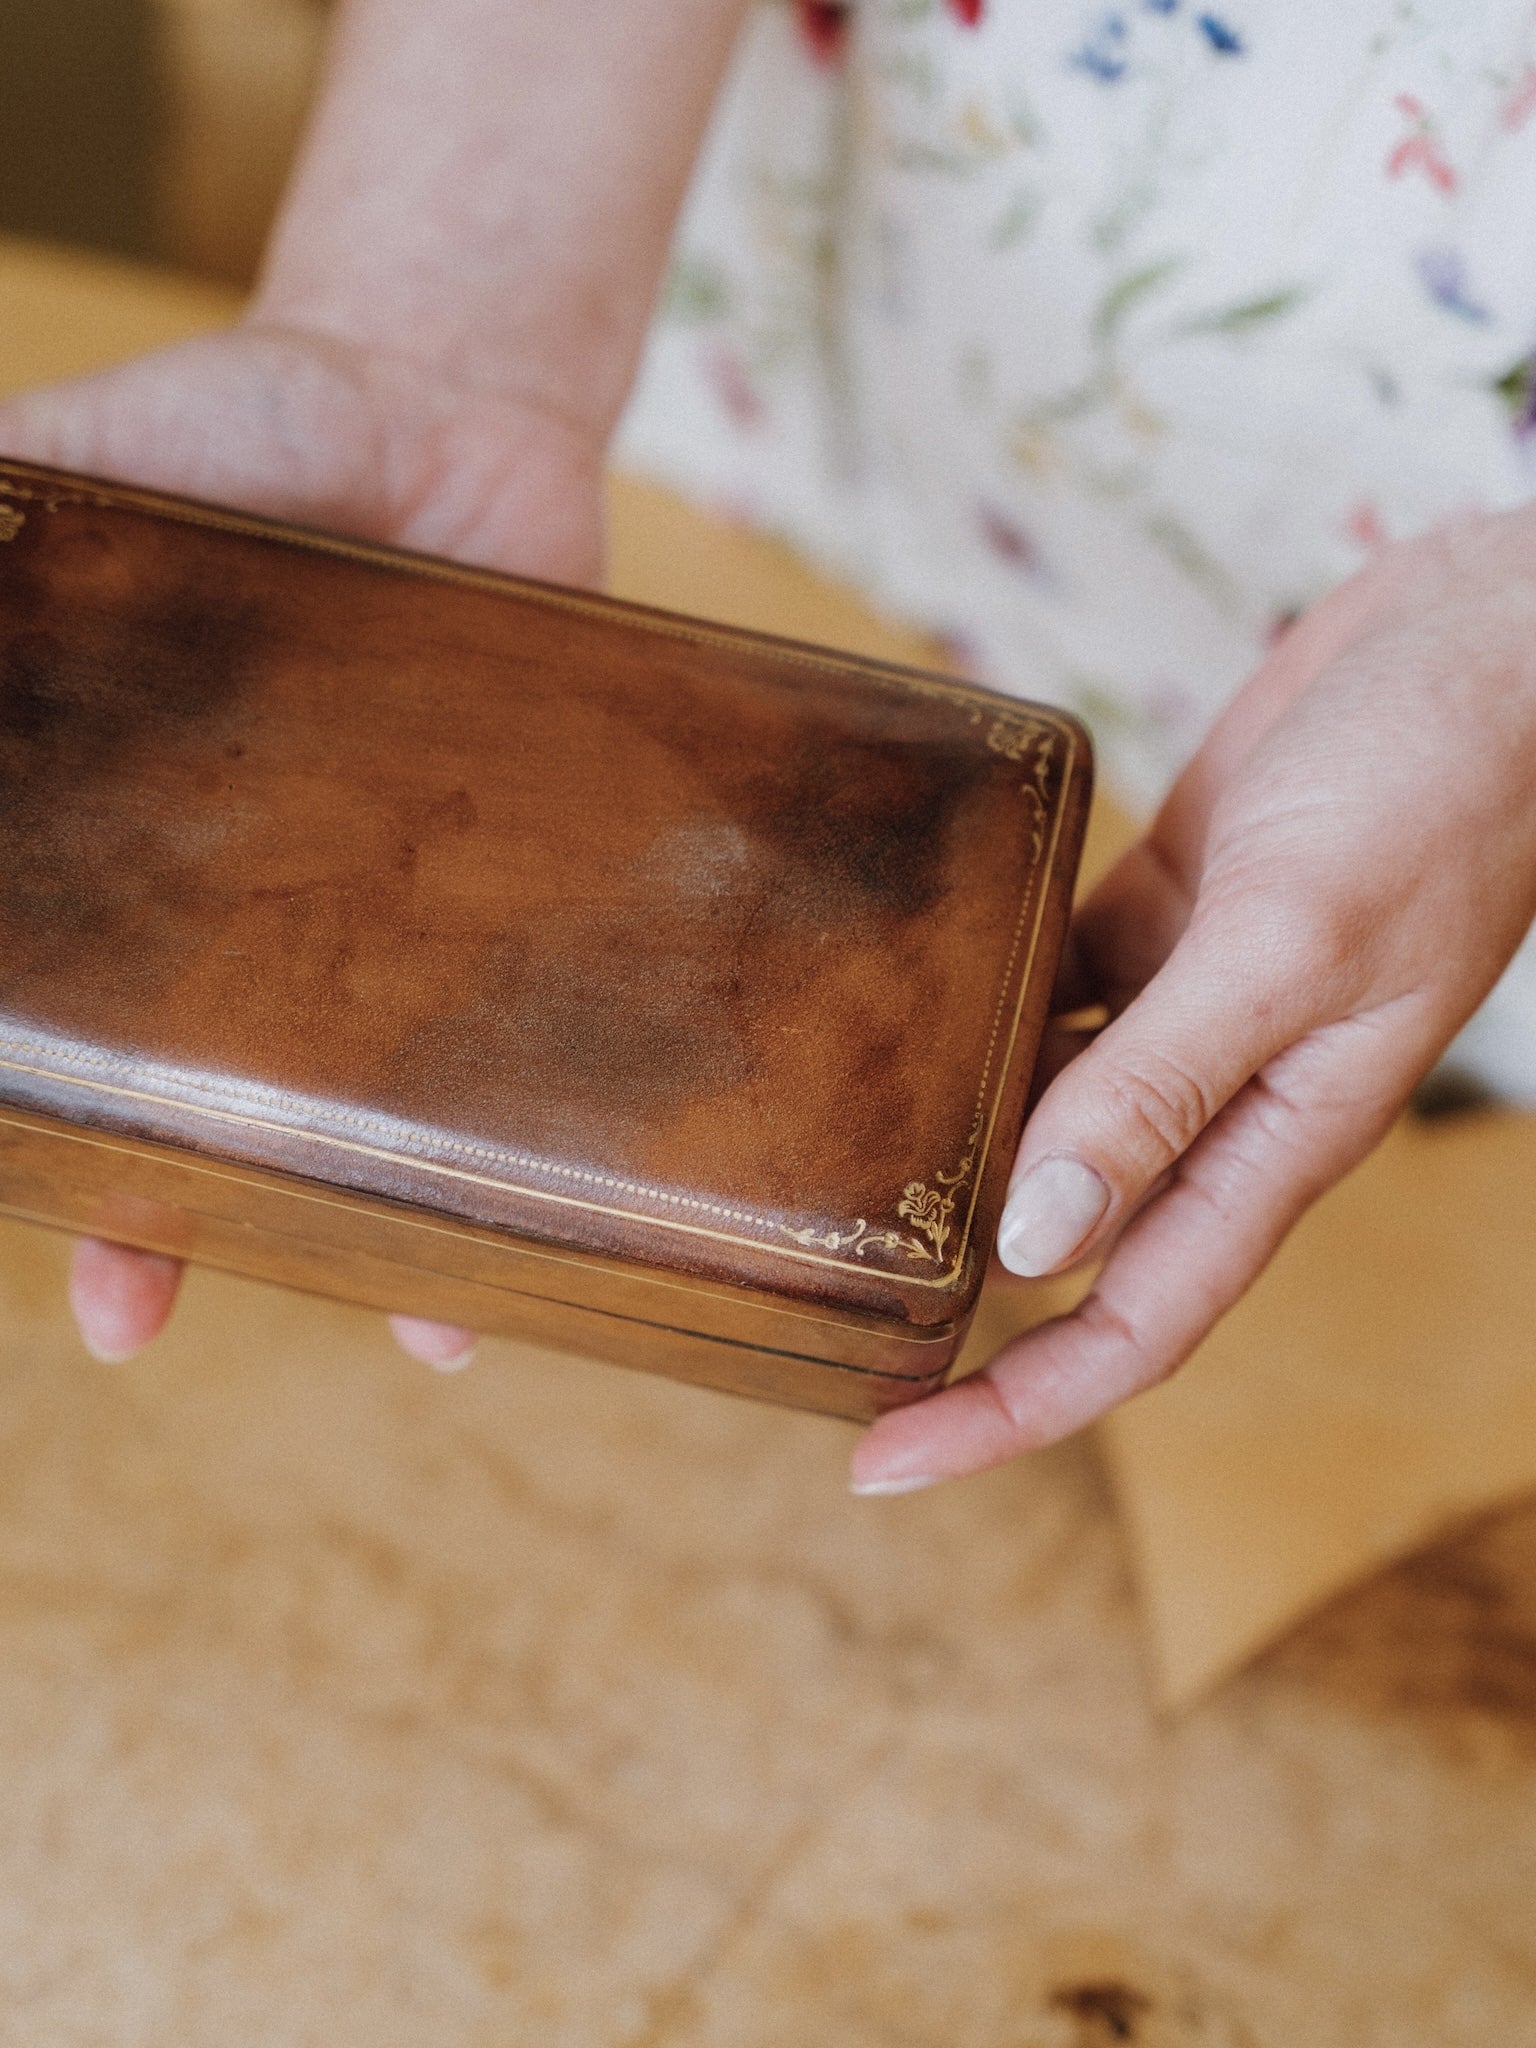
{"left": 2, "top": 237, "right": 1535, "bottom": 2047}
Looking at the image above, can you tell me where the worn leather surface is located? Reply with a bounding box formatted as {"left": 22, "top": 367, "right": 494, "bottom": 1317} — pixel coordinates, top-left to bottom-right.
{"left": 0, "top": 459, "right": 1088, "bottom": 1404}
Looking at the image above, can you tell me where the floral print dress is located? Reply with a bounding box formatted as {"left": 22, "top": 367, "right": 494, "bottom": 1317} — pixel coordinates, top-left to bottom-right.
{"left": 616, "top": 0, "right": 1536, "bottom": 1098}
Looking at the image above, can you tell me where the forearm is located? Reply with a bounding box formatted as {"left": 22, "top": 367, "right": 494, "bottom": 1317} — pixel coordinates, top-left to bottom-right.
{"left": 251, "top": 0, "right": 754, "bottom": 443}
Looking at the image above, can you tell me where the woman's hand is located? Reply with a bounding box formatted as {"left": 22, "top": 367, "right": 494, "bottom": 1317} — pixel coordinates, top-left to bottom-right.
{"left": 0, "top": 0, "right": 753, "bottom": 1369}
{"left": 852, "top": 510, "right": 1536, "bottom": 1493}
{"left": 0, "top": 318, "right": 607, "bottom": 1370}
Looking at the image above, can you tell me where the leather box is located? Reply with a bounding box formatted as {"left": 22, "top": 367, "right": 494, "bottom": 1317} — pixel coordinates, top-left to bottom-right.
{"left": 0, "top": 459, "right": 1090, "bottom": 1420}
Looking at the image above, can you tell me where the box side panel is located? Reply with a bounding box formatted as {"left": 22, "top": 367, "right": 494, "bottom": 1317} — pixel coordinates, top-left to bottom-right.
{"left": 965, "top": 723, "right": 1096, "bottom": 1263}
{"left": 0, "top": 1106, "right": 959, "bottom": 1418}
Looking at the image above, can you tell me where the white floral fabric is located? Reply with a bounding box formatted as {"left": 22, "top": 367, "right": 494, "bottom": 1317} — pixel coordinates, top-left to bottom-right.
{"left": 617, "top": 0, "right": 1536, "bottom": 1098}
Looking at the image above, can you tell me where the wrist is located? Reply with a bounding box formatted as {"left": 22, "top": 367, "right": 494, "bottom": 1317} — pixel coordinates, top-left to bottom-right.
{"left": 241, "top": 0, "right": 755, "bottom": 464}
{"left": 208, "top": 313, "right": 606, "bottom": 581}
{"left": 248, "top": 254, "right": 639, "bottom": 461}
{"left": 242, "top": 274, "right": 623, "bottom": 454}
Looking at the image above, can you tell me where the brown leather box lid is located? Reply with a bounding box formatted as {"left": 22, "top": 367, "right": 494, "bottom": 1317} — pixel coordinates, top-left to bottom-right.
{"left": 0, "top": 461, "right": 1089, "bottom": 1335}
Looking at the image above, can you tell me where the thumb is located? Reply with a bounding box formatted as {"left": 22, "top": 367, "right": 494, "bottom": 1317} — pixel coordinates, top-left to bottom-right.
{"left": 994, "top": 898, "right": 1323, "bottom": 1279}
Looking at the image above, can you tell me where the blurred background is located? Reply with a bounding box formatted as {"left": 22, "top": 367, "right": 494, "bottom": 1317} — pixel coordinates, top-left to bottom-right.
{"left": 0, "top": 0, "right": 324, "bottom": 283}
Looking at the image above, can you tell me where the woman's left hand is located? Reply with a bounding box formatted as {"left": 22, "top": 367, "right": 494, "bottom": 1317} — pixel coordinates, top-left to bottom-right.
{"left": 852, "top": 508, "right": 1536, "bottom": 1493}
{"left": 1, "top": 0, "right": 757, "bottom": 1377}
{"left": 1, "top": 320, "right": 609, "bottom": 1373}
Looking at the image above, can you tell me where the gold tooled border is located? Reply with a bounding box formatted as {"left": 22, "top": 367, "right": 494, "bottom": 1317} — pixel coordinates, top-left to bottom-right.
{"left": 0, "top": 460, "right": 1081, "bottom": 1294}
{"left": 0, "top": 1108, "right": 953, "bottom": 1349}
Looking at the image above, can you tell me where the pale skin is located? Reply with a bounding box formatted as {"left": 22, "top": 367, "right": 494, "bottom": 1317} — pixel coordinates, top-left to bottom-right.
{"left": 4, "top": 2, "right": 1534, "bottom": 1485}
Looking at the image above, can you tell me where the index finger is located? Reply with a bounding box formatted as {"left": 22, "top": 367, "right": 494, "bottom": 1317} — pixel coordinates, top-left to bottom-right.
{"left": 848, "top": 1013, "right": 1410, "bottom": 1491}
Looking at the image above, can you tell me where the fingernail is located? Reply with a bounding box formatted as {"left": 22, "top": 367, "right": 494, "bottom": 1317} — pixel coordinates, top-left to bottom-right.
{"left": 427, "top": 1342, "right": 476, "bottom": 1375}
{"left": 388, "top": 1315, "right": 478, "bottom": 1371}
{"left": 849, "top": 1473, "right": 939, "bottom": 1498}
{"left": 73, "top": 1303, "right": 143, "bottom": 1365}
{"left": 996, "top": 1155, "right": 1110, "bottom": 1278}
{"left": 79, "top": 1332, "right": 141, "bottom": 1365}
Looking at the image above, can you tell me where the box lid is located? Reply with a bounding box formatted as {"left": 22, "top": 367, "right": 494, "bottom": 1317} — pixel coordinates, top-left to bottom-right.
{"left": 0, "top": 461, "right": 1089, "bottom": 1333}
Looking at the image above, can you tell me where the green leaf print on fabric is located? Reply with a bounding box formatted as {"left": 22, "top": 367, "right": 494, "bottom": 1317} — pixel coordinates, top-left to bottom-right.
{"left": 664, "top": 255, "right": 733, "bottom": 323}
{"left": 990, "top": 189, "right": 1042, "bottom": 248}
{"left": 887, "top": 97, "right": 1038, "bottom": 180}
{"left": 1174, "top": 286, "right": 1309, "bottom": 336}
{"left": 1092, "top": 258, "right": 1183, "bottom": 344}
{"left": 1003, "top": 262, "right": 1305, "bottom": 475}
{"left": 1493, "top": 354, "right": 1536, "bottom": 424}
{"left": 1142, "top": 510, "right": 1243, "bottom": 610}
{"left": 877, "top": 45, "right": 940, "bottom": 99}
{"left": 888, "top": 139, "right": 987, "bottom": 176}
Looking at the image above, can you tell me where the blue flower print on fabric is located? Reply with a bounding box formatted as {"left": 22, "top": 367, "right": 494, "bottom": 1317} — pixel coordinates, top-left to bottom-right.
{"left": 1070, "top": 5, "right": 1245, "bottom": 84}
{"left": 1196, "top": 14, "right": 1244, "bottom": 54}
{"left": 1071, "top": 12, "right": 1130, "bottom": 82}
{"left": 1417, "top": 247, "right": 1491, "bottom": 323}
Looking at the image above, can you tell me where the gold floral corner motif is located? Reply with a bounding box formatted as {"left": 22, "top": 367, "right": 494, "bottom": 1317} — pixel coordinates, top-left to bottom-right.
{"left": 776, "top": 1118, "right": 983, "bottom": 1269}
{"left": 978, "top": 711, "right": 1057, "bottom": 863}
{"left": 0, "top": 503, "right": 24, "bottom": 543}
{"left": 979, "top": 710, "right": 1052, "bottom": 764}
